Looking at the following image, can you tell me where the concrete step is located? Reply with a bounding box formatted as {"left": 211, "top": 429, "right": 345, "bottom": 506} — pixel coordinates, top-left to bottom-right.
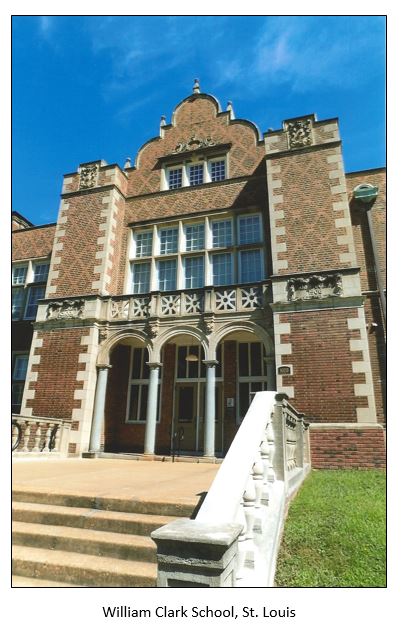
{"left": 12, "top": 575, "right": 78, "bottom": 587}
{"left": 13, "top": 521, "right": 157, "bottom": 562}
{"left": 12, "top": 545, "right": 157, "bottom": 587}
{"left": 12, "top": 488, "right": 195, "bottom": 517}
{"left": 13, "top": 501, "right": 175, "bottom": 536}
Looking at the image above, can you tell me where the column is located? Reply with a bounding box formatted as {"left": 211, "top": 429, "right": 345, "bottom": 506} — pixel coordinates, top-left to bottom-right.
{"left": 265, "top": 356, "right": 276, "bottom": 391}
{"left": 89, "top": 365, "right": 111, "bottom": 452}
{"left": 144, "top": 362, "right": 161, "bottom": 455}
{"left": 204, "top": 360, "right": 217, "bottom": 457}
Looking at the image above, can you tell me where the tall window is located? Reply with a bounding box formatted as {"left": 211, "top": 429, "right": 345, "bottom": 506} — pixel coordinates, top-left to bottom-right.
{"left": 210, "top": 159, "right": 226, "bottom": 182}
{"left": 158, "top": 259, "right": 177, "bottom": 291}
{"left": 237, "top": 342, "right": 268, "bottom": 421}
{"left": 33, "top": 263, "right": 49, "bottom": 283}
{"left": 126, "top": 347, "right": 161, "bottom": 422}
{"left": 168, "top": 167, "right": 183, "bottom": 190}
{"left": 12, "top": 353, "right": 29, "bottom": 413}
{"left": 212, "top": 219, "right": 232, "bottom": 248}
{"left": 25, "top": 286, "right": 46, "bottom": 319}
{"left": 135, "top": 231, "right": 153, "bottom": 258}
{"left": 239, "top": 249, "right": 262, "bottom": 283}
{"left": 132, "top": 262, "right": 150, "bottom": 294}
{"left": 12, "top": 265, "right": 28, "bottom": 285}
{"left": 12, "top": 259, "right": 50, "bottom": 321}
{"left": 185, "top": 223, "right": 204, "bottom": 251}
{"left": 238, "top": 215, "right": 261, "bottom": 244}
{"left": 212, "top": 253, "right": 233, "bottom": 285}
{"left": 189, "top": 163, "right": 204, "bottom": 186}
{"left": 160, "top": 228, "right": 178, "bottom": 255}
{"left": 184, "top": 256, "right": 204, "bottom": 289}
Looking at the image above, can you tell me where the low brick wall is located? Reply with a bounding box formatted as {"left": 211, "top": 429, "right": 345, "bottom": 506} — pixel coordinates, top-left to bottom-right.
{"left": 309, "top": 425, "right": 386, "bottom": 469}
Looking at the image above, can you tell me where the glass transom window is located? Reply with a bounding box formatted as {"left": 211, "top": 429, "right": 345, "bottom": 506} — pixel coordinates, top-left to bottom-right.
{"left": 184, "top": 256, "right": 204, "bottom": 288}
{"left": 132, "top": 262, "right": 150, "bottom": 294}
{"left": 158, "top": 259, "right": 177, "bottom": 291}
{"left": 12, "top": 265, "right": 27, "bottom": 285}
{"left": 135, "top": 231, "right": 153, "bottom": 257}
{"left": 160, "top": 227, "right": 178, "bottom": 255}
{"left": 240, "top": 249, "right": 262, "bottom": 283}
{"left": 238, "top": 215, "right": 262, "bottom": 245}
{"left": 185, "top": 223, "right": 205, "bottom": 251}
{"left": 210, "top": 160, "right": 226, "bottom": 182}
{"left": 168, "top": 168, "right": 182, "bottom": 189}
{"left": 189, "top": 163, "right": 204, "bottom": 186}
{"left": 212, "top": 253, "right": 233, "bottom": 286}
{"left": 212, "top": 219, "right": 232, "bottom": 248}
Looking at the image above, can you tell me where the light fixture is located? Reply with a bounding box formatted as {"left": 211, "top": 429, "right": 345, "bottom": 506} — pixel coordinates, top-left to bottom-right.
{"left": 185, "top": 353, "right": 199, "bottom": 362}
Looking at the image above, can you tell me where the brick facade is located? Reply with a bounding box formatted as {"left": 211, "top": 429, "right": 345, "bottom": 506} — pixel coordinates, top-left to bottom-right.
{"left": 12, "top": 85, "right": 386, "bottom": 468}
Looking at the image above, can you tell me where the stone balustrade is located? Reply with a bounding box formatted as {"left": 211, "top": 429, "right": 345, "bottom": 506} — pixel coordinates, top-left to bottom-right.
{"left": 151, "top": 392, "right": 310, "bottom": 587}
{"left": 12, "top": 415, "right": 71, "bottom": 458}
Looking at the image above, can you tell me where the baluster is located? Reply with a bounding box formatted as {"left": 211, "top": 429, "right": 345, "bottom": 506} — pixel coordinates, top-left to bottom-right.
{"left": 235, "top": 505, "right": 247, "bottom": 582}
{"left": 52, "top": 424, "right": 61, "bottom": 453}
{"left": 22, "top": 421, "right": 31, "bottom": 452}
{"left": 260, "top": 428, "right": 270, "bottom": 503}
{"left": 266, "top": 420, "right": 276, "bottom": 484}
{"left": 32, "top": 420, "right": 41, "bottom": 452}
{"left": 42, "top": 422, "right": 52, "bottom": 453}
{"left": 12, "top": 422, "right": 20, "bottom": 451}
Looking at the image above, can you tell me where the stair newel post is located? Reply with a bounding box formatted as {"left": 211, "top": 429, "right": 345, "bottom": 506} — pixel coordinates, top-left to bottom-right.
{"left": 22, "top": 421, "right": 31, "bottom": 452}
{"left": 42, "top": 422, "right": 52, "bottom": 453}
{"left": 32, "top": 420, "right": 41, "bottom": 452}
{"left": 260, "top": 428, "right": 270, "bottom": 503}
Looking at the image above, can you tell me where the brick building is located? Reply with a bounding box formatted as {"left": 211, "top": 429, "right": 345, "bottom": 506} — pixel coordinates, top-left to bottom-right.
{"left": 12, "top": 81, "right": 386, "bottom": 468}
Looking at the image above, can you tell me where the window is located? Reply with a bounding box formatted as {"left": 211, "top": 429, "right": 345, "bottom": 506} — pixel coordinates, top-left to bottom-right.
{"left": 12, "top": 353, "right": 29, "bottom": 413}
{"left": 238, "top": 215, "right": 262, "bottom": 245}
{"left": 135, "top": 231, "right": 153, "bottom": 258}
{"left": 237, "top": 342, "right": 268, "bottom": 421}
{"left": 239, "top": 249, "right": 263, "bottom": 283}
{"left": 168, "top": 167, "right": 183, "bottom": 190}
{"left": 132, "top": 262, "right": 151, "bottom": 294}
{"left": 12, "top": 288, "right": 25, "bottom": 320}
{"left": 212, "top": 219, "right": 232, "bottom": 248}
{"left": 210, "top": 159, "right": 226, "bottom": 182}
{"left": 12, "top": 265, "right": 27, "bottom": 285}
{"left": 158, "top": 259, "right": 177, "bottom": 291}
{"left": 13, "top": 354, "right": 29, "bottom": 381}
{"left": 184, "top": 256, "right": 204, "bottom": 289}
{"left": 25, "top": 285, "right": 46, "bottom": 319}
{"left": 185, "top": 223, "right": 205, "bottom": 251}
{"left": 189, "top": 163, "right": 204, "bottom": 186}
{"left": 33, "top": 263, "right": 49, "bottom": 283}
{"left": 160, "top": 228, "right": 178, "bottom": 255}
{"left": 126, "top": 347, "right": 161, "bottom": 423}
{"left": 212, "top": 253, "right": 233, "bottom": 285}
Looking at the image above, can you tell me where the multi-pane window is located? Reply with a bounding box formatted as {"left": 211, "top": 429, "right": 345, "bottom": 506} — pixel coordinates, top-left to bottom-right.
{"left": 238, "top": 215, "right": 261, "bottom": 244}
{"left": 132, "top": 262, "right": 151, "bottom": 294}
{"left": 184, "top": 256, "right": 204, "bottom": 289}
{"left": 240, "top": 249, "right": 262, "bottom": 283}
{"left": 127, "top": 347, "right": 161, "bottom": 423}
{"left": 160, "top": 228, "right": 178, "bottom": 255}
{"left": 13, "top": 354, "right": 29, "bottom": 381}
{"left": 12, "top": 289, "right": 25, "bottom": 320}
{"left": 12, "top": 265, "right": 27, "bottom": 285}
{"left": 33, "top": 263, "right": 49, "bottom": 283}
{"left": 189, "top": 163, "right": 204, "bottom": 186}
{"left": 212, "top": 219, "right": 232, "bottom": 248}
{"left": 25, "top": 285, "right": 46, "bottom": 319}
{"left": 238, "top": 342, "right": 268, "bottom": 420}
{"left": 158, "top": 259, "right": 177, "bottom": 291}
{"left": 135, "top": 231, "right": 153, "bottom": 258}
{"left": 168, "top": 167, "right": 183, "bottom": 189}
{"left": 185, "top": 223, "right": 205, "bottom": 251}
{"left": 210, "top": 160, "right": 226, "bottom": 182}
{"left": 12, "top": 353, "right": 29, "bottom": 413}
{"left": 212, "top": 253, "right": 233, "bottom": 285}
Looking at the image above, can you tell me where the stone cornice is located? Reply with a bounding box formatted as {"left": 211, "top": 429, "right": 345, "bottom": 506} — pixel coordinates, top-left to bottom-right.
{"left": 270, "top": 267, "right": 360, "bottom": 280}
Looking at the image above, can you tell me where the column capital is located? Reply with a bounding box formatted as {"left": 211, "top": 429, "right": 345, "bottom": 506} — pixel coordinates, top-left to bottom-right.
{"left": 203, "top": 359, "right": 218, "bottom": 368}
{"left": 97, "top": 364, "right": 113, "bottom": 370}
{"left": 146, "top": 361, "right": 162, "bottom": 369}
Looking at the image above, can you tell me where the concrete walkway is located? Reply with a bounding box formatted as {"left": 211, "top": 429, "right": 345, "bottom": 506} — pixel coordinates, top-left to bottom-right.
{"left": 12, "top": 458, "right": 219, "bottom": 511}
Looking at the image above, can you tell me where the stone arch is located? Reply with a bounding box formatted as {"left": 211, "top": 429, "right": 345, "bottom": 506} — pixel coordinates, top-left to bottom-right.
{"left": 207, "top": 320, "right": 274, "bottom": 361}
{"left": 150, "top": 325, "right": 209, "bottom": 363}
{"left": 97, "top": 328, "right": 151, "bottom": 366}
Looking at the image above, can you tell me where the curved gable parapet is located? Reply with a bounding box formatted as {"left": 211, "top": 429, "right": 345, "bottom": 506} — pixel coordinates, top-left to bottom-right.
{"left": 135, "top": 134, "right": 162, "bottom": 169}
{"left": 229, "top": 118, "right": 263, "bottom": 145}
{"left": 172, "top": 92, "right": 222, "bottom": 126}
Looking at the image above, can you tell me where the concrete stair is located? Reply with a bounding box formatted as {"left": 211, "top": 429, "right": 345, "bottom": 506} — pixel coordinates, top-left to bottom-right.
{"left": 12, "top": 490, "right": 192, "bottom": 587}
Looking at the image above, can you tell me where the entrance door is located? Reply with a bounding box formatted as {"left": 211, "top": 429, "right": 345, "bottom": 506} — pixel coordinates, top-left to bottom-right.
{"left": 174, "top": 382, "right": 200, "bottom": 452}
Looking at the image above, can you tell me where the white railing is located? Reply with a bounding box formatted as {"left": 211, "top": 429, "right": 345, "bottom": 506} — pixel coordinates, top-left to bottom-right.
{"left": 151, "top": 392, "right": 310, "bottom": 587}
{"left": 12, "top": 414, "right": 71, "bottom": 458}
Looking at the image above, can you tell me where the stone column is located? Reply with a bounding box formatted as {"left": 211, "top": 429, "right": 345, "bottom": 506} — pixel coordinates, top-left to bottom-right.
{"left": 265, "top": 356, "right": 276, "bottom": 391}
{"left": 144, "top": 362, "right": 162, "bottom": 455}
{"left": 89, "top": 365, "right": 111, "bottom": 452}
{"left": 204, "top": 360, "right": 218, "bottom": 457}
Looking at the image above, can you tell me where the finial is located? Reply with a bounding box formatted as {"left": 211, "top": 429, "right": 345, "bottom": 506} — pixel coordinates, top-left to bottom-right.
{"left": 124, "top": 157, "right": 131, "bottom": 169}
{"left": 226, "top": 100, "right": 235, "bottom": 119}
{"left": 160, "top": 115, "right": 166, "bottom": 127}
{"left": 193, "top": 78, "right": 200, "bottom": 94}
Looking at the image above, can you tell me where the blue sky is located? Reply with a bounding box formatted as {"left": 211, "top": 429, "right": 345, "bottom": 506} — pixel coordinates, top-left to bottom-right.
{"left": 12, "top": 15, "right": 386, "bottom": 226}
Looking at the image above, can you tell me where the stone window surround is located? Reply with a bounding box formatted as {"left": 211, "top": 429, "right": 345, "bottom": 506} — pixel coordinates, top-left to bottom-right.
{"left": 12, "top": 256, "right": 50, "bottom": 320}
{"left": 127, "top": 212, "right": 265, "bottom": 294}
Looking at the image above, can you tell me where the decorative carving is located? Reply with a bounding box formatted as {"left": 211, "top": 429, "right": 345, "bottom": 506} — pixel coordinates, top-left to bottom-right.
{"left": 160, "top": 294, "right": 180, "bottom": 316}
{"left": 46, "top": 299, "right": 85, "bottom": 320}
{"left": 184, "top": 292, "right": 203, "bottom": 314}
{"left": 145, "top": 318, "right": 159, "bottom": 339}
{"left": 200, "top": 314, "right": 214, "bottom": 335}
{"left": 287, "top": 274, "right": 343, "bottom": 301}
{"left": 286, "top": 119, "right": 313, "bottom": 149}
{"left": 215, "top": 289, "right": 236, "bottom": 311}
{"left": 131, "top": 297, "right": 150, "bottom": 319}
{"left": 111, "top": 300, "right": 129, "bottom": 319}
{"left": 98, "top": 328, "right": 108, "bottom": 343}
{"left": 240, "top": 286, "right": 262, "bottom": 309}
{"left": 79, "top": 164, "right": 99, "bottom": 189}
{"left": 172, "top": 135, "right": 216, "bottom": 154}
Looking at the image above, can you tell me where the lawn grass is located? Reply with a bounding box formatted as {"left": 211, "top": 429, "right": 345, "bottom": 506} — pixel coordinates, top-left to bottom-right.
{"left": 275, "top": 470, "right": 386, "bottom": 587}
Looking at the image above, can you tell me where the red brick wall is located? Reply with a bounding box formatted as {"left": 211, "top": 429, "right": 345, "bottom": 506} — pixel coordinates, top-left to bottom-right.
{"left": 26, "top": 328, "right": 89, "bottom": 420}
{"left": 12, "top": 225, "right": 56, "bottom": 261}
{"left": 104, "top": 344, "right": 131, "bottom": 451}
{"left": 280, "top": 308, "right": 363, "bottom": 421}
{"left": 363, "top": 295, "right": 386, "bottom": 424}
{"left": 310, "top": 427, "right": 386, "bottom": 468}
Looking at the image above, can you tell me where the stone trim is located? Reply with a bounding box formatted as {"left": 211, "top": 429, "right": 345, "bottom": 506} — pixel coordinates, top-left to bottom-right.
{"left": 20, "top": 333, "right": 43, "bottom": 416}
{"left": 273, "top": 313, "right": 294, "bottom": 398}
{"left": 266, "top": 162, "right": 288, "bottom": 273}
{"left": 347, "top": 307, "right": 377, "bottom": 423}
{"left": 46, "top": 200, "right": 70, "bottom": 297}
{"left": 68, "top": 327, "right": 99, "bottom": 454}
{"left": 309, "top": 423, "right": 384, "bottom": 430}
{"left": 91, "top": 189, "right": 121, "bottom": 294}
{"left": 326, "top": 147, "right": 358, "bottom": 267}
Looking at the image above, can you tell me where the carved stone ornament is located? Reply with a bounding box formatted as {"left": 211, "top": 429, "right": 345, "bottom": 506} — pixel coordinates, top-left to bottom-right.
{"left": 111, "top": 300, "right": 129, "bottom": 319}
{"left": 200, "top": 314, "right": 215, "bottom": 335}
{"left": 98, "top": 328, "right": 108, "bottom": 343}
{"left": 172, "top": 135, "right": 216, "bottom": 154}
{"left": 287, "top": 274, "right": 343, "bottom": 301}
{"left": 79, "top": 164, "right": 99, "bottom": 189}
{"left": 286, "top": 119, "right": 313, "bottom": 149}
{"left": 145, "top": 319, "right": 159, "bottom": 339}
{"left": 46, "top": 299, "right": 85, "bottom": 320}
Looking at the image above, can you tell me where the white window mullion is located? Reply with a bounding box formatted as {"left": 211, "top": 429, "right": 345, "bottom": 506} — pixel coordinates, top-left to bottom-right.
{"left": 177, "top": 255, "right": 184, "bottom": 290}
{"left": 204, "top": 160, "right": 211, "bottom": 184}
{"left": 182, "top": 161, "right": 189, "bottom": 187}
